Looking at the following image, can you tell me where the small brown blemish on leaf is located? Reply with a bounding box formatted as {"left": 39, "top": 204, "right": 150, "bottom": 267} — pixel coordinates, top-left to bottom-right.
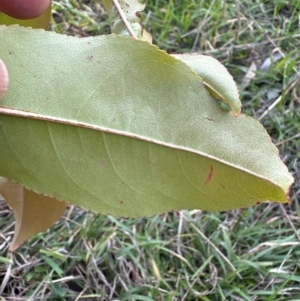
{"left": 99, "top": 159, "right": 106, "bottom": 167}
{"left": 206, "top": 117, "right": 214, "bottom": 121}
{"left": 256, "top": 201, "right": 261, "bottom": 205}
{"left": 136, "top": 12, "right": 141, "bottom": 18}
{"left": 120, "top": 200, "right": 124, "bottom": 205}
{"left": 205, "top": 166, "right": 214, "bottom": 185}
{"left": 87, "top": 55, "right": 94, "bottom": 60}
{"left": 219, "top": 183, "right": 225, "bottom": 188}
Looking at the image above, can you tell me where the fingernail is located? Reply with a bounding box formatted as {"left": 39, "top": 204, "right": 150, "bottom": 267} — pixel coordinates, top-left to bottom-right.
{"left": 0, "top": 59, "right": 9, "bottom": 99}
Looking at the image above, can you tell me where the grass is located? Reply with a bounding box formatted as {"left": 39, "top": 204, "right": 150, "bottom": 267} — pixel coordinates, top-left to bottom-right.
{"left": 1, "top": 0, "right": 300, "bottom": 300}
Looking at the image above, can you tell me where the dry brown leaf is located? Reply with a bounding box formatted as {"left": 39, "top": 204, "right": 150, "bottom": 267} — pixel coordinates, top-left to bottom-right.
{"left": 0, "top": 177, "right": 67, "bottom": 251}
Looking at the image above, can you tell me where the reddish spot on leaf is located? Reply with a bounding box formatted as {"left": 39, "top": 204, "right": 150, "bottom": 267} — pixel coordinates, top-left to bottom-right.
{"left": 205, "top": 166, "right": 214, "bottom": 185}
{"left": 256, "top": 201, "right": 261, "bottom": 205}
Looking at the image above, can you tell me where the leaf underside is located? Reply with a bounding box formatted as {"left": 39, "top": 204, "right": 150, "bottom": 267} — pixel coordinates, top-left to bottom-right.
{"left": 0, "top": 26, "right": 294, "bottom": 217}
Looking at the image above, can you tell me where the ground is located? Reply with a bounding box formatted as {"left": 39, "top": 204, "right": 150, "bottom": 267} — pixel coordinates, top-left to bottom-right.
{"left": 0, "top": 0, "right": 300, "bottom": 300}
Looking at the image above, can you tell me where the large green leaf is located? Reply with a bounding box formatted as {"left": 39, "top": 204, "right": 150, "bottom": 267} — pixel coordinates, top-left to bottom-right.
{"left": 0, "top": 26, "right": 293, "bottom": 217}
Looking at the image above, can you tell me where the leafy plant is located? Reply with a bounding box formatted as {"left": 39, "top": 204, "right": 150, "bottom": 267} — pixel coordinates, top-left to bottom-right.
{"left": 0, "top": 0, "right": 294, "bottom": 251}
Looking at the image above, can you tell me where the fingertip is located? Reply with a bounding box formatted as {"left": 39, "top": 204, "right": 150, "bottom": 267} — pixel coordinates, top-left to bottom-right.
{"left": 0, "top": 59, "right": 9, "bottom": 99}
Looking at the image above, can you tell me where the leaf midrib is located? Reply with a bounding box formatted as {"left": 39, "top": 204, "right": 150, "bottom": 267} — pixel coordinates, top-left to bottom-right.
{"left": 0, "top": 106, "right": 283, "bottom": 186}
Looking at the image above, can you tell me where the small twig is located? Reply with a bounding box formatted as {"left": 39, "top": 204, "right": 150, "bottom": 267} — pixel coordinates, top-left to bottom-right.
{"left": 0, "top": 253, "right": 13, "bottom": 296}
{"left": 258, "top": 93, "right": 283, "bottom": 120}
{"left": 275, "top": 132, "right": 300, "bottom": 147}
{"left": 192, "top": 0, "right": 215, "bottom": 50}
{"left": 74, "top": 287, "right": 88, "bottom": 301}
{"left": 280, "top": 204, "right": 300, "bottom": 243}
{"left": 177, "top": 211, "right": 184, "bottom": 256}
{"left": 112, "top": 0, "right": 137, "bottom": 39}
{"left": 259, "top": 74, "right": 300, "bottom": 120}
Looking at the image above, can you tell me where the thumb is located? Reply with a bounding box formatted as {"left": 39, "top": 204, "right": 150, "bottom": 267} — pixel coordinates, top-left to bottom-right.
{"left": 0, "top": 59, "right": 9, "bottom": 99}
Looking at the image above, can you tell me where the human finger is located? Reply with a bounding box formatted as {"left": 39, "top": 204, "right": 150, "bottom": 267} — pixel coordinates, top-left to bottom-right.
{"left": 0, "top": 0, "right": 51, "bottom": 20}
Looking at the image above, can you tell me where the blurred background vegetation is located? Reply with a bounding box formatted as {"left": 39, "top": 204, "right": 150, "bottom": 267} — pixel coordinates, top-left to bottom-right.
{"left": 1, "top": 0, "right": 300, "bottom": 300}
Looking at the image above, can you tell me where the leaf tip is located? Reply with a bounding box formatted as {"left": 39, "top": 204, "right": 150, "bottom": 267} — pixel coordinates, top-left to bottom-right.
{"left": 8, "top": 241, "right": 20, "bottom": 253}
{"left": 232, "top": 106, "right": 241, "bottom": 116}
{"left": 285, "top": 186, "right": 293, "bottom": 205}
